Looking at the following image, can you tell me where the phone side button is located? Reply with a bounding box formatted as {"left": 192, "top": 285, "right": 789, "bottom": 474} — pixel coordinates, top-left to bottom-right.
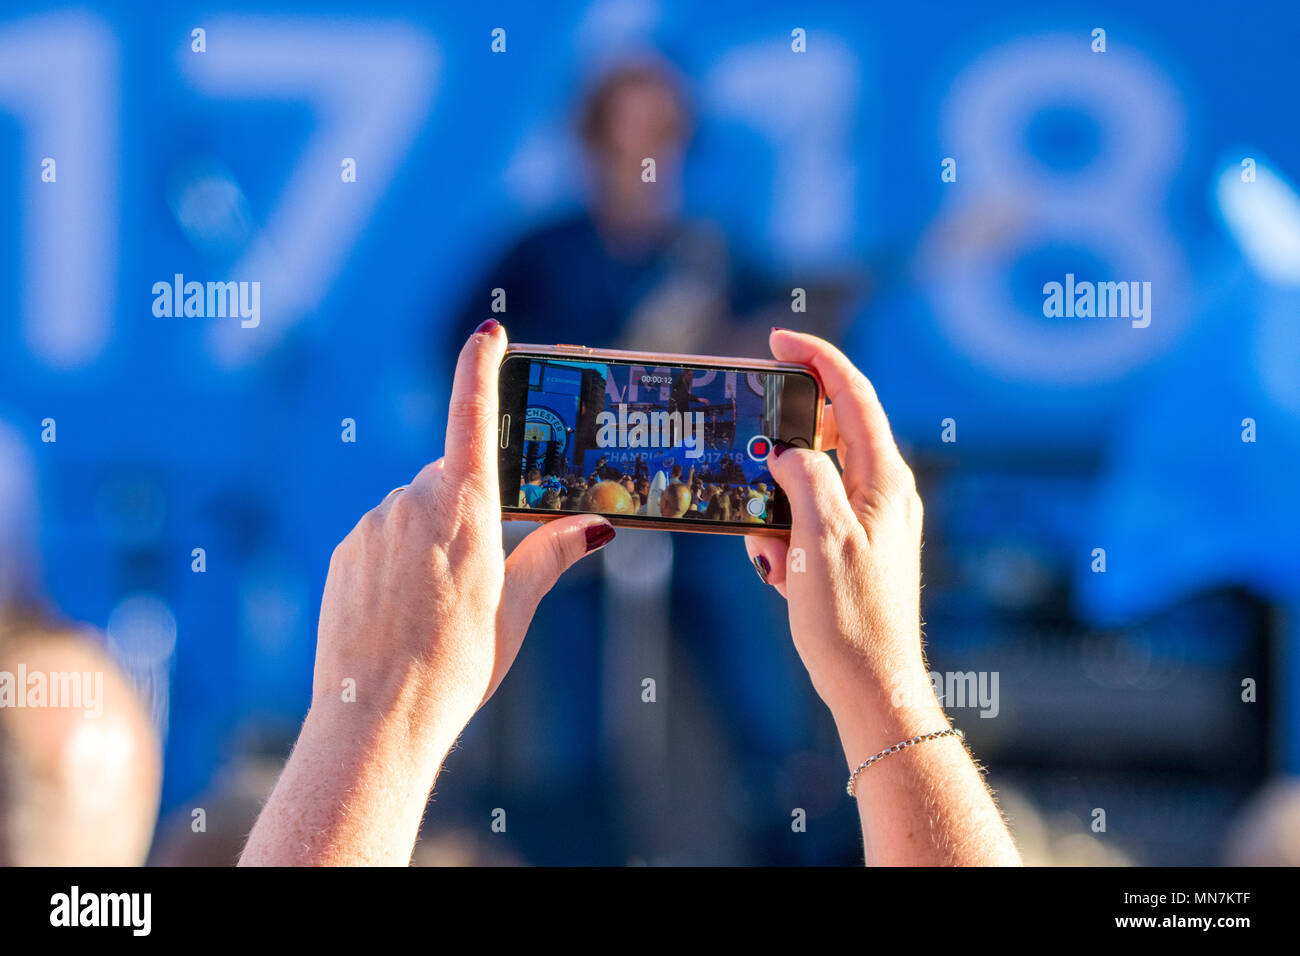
{"left": 500, "top": 414, "right": 510, "bottom": 448}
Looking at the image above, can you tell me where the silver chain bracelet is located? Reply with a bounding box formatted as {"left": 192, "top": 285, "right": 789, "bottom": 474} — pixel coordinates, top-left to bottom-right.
{"left": 846, "top": 728, "right": 965, "bottom": 797}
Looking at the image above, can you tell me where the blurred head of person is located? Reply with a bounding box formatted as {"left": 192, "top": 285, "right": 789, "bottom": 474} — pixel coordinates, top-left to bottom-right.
{"left": 0, "top": 609, "right": 161, "bottom": 865}
{"left": 578, "top": 59, "right": 692, "bottom": 234}
{"left": 706, "top": 493, "right": 731, "bottom": 522}
{"left": 524, "top": 468, "right": 542, "bottom": 486}
{"left": 660, "top": 481, "right": 692, "bottom": 518}
{"left": 539, "top": 489, "right": 561, "bottom": 510}
{"left": 581, "top": 480, "right": 635, "bottom": 515}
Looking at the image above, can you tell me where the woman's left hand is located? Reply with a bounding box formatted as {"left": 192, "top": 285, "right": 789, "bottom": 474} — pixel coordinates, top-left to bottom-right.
{"left": 242, "top": 320, "right": 614, "bottom": 865}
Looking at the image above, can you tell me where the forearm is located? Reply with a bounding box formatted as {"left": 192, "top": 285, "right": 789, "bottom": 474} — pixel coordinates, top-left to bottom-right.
{"left": 829, "top": 667, "right": 1021, "bottom": 867}
{"left": 240, "top": 700, "right": 459, "bottom": 866}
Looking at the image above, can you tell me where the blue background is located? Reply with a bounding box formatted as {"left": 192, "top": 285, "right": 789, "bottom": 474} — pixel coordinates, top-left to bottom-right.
{"left": 2, "top": 0, "right": 1297, "bottom": 864}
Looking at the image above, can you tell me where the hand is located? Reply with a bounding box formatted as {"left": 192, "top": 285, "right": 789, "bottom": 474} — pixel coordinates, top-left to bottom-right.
{"left": 746, "top": 330, "right": 1020, "bottom": 865}
{"left": 311, "top": 320, "right": 616, "bottom": 745}
{"left": 746, "top": 329, "right": 930, "bottom": 718}
{"left": 242, "top": 320, "right": 615, "bottom": 865}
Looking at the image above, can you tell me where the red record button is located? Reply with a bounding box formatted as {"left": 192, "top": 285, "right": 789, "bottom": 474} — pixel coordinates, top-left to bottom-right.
{"left": 746, "top": 434, "right": 772, "bottom": 462}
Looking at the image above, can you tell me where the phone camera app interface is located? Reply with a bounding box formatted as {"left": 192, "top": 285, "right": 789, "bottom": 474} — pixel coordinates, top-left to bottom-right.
{"left": 512, "top": 359, "right": 793, "bottom": 525}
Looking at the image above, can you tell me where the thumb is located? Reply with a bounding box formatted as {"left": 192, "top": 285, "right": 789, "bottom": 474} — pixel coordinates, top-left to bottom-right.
{"left": 766, "top": 442, "right": 857, "bottom": 541}
{"left": 495, "top": 515, "right": 615, "bottom": 681}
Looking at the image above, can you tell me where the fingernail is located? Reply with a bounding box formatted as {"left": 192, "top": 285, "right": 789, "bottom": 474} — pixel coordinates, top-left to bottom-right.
{"left": 771, "top": 326, "right": 787, "bottom": 333}
{"left": 753, "top": 554, "right": 770, "bottom": 584}
{"left": 771, "top": 440, "right": 794, "bottom": 459}
{"left": 585, "top": 522, "right": 616, "bottom": 552}
{"left": 474, "top": 319, "right": 499, "bottom": 335}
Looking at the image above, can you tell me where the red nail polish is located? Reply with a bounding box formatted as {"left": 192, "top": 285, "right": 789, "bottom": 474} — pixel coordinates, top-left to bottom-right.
{"left": 754, "top": 554, "right": 771, "bottom": 584}
{"left": 474, "top": 319, "right": 499, "bottom": 335}
{"left": 771, "top": 440, "right": 794, "bottom": 459}
{"left": 771, "top": 326, "right": 787, "bottom": 333}
{"left": 585, "top": 523, "right": 615, "bottom": 552}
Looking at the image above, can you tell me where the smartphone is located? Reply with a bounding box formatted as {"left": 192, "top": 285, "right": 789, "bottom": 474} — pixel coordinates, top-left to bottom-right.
{"left": 497, "top": 344, "right": 823, "bottom": 535}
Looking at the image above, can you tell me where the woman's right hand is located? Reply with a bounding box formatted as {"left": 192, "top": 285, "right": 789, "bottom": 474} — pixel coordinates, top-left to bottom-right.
{"left": 746, "top": 330, "right": 936, "bottom": 722}
{"left": 746, "top": 330, "right": 1020, "bottom": 865}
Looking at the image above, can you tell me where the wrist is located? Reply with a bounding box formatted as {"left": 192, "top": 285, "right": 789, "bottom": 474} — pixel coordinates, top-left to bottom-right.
{"left": 304, "top": 686, "right": 467, "bottom": 778}
{"left": 814, "top": 642, "right": 928, "bottom": 710}
{"left": 820, "top": 659, "right": 950, "bottom": 771}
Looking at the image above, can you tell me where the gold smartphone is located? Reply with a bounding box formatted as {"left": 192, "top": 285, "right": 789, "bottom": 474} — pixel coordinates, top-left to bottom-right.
{"left": 497, "top": 343, "right": 824, "bottom": 536}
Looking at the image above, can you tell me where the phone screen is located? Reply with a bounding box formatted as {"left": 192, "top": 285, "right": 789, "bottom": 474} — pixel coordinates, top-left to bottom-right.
{"left": 497, "top": 352, "right": 820, "bottom": 530}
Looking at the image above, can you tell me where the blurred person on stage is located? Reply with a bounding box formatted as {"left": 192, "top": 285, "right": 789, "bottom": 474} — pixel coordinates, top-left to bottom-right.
{"left": 448, "top": 58, "right": 841, "bottom": 358}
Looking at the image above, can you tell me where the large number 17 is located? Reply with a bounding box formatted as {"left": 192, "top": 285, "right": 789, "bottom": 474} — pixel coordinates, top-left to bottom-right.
{"left": 0, "top": 13, "right": 439, "bottom": 370}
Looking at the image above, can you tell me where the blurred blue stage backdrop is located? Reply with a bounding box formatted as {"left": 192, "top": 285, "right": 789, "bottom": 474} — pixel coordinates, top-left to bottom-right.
{"left": 2, "top": 1, "right": 1297, "bottom": 863}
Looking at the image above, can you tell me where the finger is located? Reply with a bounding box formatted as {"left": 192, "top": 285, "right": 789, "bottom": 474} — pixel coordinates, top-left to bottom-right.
{"left": 744, "top": 534, "right": 790, "bottom": 598}
{"left": 503, "top": 514, "right": 614, "bottom": 608}
{"left": 765, "top": 444, "right": 858, "bottom": 543}
{"left": 770, "top": 329, "right": 903, "bottom": 483}
{"left": 443, "top": 320, "right": 507, "bottom": 485}
{"left": 494, "top": 514, "right": 615, "bottom": 693}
